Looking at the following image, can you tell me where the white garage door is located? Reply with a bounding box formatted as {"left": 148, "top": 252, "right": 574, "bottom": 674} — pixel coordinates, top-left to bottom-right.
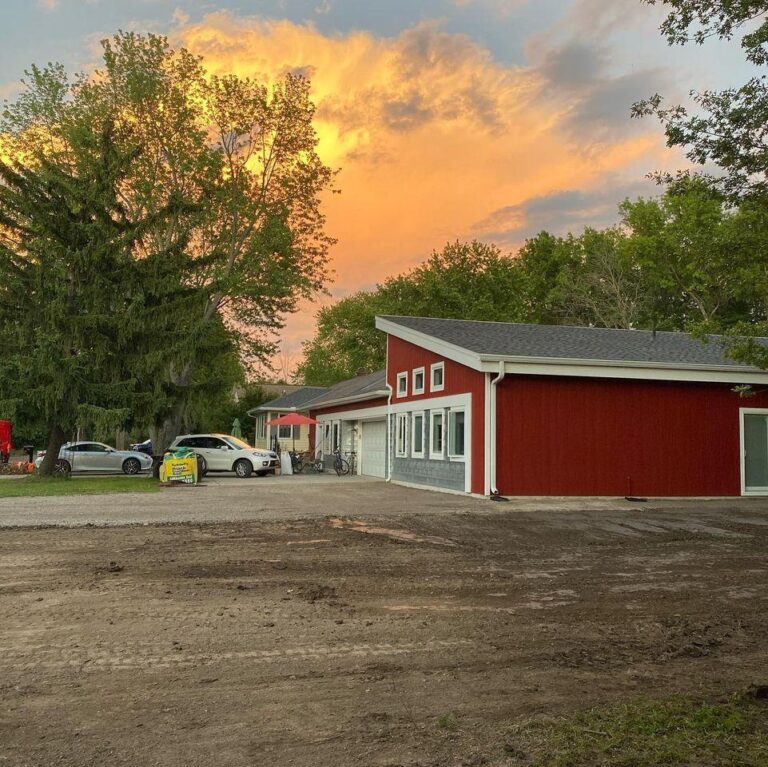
{"left": 360, "top": 420, "right": 387, "bottom": 478}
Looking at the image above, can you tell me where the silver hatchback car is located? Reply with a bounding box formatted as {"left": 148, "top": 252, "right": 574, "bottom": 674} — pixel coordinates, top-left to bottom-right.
{"left": 34, "top": 442, "right": 154, "bottom": 475}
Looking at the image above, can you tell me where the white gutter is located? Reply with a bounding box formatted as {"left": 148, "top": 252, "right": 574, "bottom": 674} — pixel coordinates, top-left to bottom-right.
{"left": 489, "top": 360, "right": 506, "bottom": 496}
{"left": 385, "top": 382, "right": 394, "bottom": 482}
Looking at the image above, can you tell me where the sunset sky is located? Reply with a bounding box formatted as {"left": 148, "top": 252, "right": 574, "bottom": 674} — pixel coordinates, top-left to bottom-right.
{"left": 1, "top": 0, "right": 756, "bottom": 370}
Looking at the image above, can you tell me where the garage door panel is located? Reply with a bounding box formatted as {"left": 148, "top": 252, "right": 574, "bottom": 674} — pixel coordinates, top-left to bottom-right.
{"left": 361, "top": 420, "right": 386, "bottom": 478}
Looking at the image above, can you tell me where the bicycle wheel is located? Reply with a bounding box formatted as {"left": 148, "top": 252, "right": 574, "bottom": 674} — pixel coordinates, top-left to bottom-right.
{"left": 334, "top": 458, "right": 350, "bottom": 476}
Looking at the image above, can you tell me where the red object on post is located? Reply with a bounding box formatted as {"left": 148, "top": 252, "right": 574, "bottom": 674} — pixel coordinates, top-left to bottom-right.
{"left": 0, "top": 420, "right": 11, "bottom": 462}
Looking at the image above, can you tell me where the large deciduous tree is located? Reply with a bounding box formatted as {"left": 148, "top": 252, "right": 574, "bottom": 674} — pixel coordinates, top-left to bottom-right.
{"left": 634, "top": 0, "right": 768, "bottom": 201}
{"left": 2, "top": 32, "right": 334, "bottom": 450}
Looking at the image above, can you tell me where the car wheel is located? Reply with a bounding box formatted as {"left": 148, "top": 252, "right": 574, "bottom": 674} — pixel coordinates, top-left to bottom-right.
{"left": 54, "top": 459, "right": 71, "bottom": 476}
{"left": 234, "top": 459, "right": 253, "bottom": 478}
{"left": 196, "top": 455, "right": 208, "bottom": 477}
{"left": 122, "top": 458, "right": 141, "bottom": 475}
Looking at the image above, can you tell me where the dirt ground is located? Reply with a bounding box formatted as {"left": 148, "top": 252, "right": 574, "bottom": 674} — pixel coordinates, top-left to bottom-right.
{"left": 1, "top": 486, "right": 768, "bottom": 766}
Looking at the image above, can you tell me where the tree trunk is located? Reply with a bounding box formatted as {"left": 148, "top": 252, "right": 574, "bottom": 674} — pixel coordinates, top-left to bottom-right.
{"left": 156, "top": 392, "right": 188, "bottom": 454}
{"left": 38, "top": 423, "right": 68, "bottom": 477}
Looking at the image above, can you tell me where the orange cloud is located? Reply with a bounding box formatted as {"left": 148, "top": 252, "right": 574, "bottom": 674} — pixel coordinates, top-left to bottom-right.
{"left": 173, "top": 11, "right": 675, "bottom": 368}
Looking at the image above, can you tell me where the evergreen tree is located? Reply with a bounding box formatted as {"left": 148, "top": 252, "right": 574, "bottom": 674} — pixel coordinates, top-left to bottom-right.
{"left": 0, "top": 120, "right": 190, "bottom": 473}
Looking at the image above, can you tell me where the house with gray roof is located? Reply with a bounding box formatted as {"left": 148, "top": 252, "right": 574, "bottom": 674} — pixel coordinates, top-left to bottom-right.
{"left": 249, "top": 386, "right": 328, "bottom": 453}
{"left": 304, "top": 315, "right": 768, "bottom": 497}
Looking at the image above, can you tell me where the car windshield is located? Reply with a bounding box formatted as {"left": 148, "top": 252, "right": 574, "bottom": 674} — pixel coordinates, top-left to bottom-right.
{"left": 222, "top": 435, "right": 253, "bottom": 450}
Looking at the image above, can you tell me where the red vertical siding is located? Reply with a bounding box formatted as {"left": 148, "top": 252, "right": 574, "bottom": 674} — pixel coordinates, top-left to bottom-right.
{"left": 496, "top": 375, "right": 768, "bottom": 497}
{"left": 387, "top": 336, "right": 486, "bottom": 493}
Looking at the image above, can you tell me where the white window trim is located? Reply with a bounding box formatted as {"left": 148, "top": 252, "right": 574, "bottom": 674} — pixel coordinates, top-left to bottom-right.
{"left": 429, "top": 410, "right": 444, "bottom": 460}
{"left": 411, "top": 411, "right": 425, "bottom": 458}
{"left": 396, "top": 372, "right": 408, "bottom": 398}
{"left": 448, "top": 407, "right": 466, "bottom": 461}
{"left": 390, "top": 392, "right": 472, "bottom": 493}
{"left": 395, "top": 412, "right": 409, "bottom": 457}
{"left": 740, "top": 407, "right": 768, "bottom": 496}
{"left": 412, "top": 367, "right": 425, "bottom": 396}
{"left": 430, "top": 361, "right": 445, "bottom": 392}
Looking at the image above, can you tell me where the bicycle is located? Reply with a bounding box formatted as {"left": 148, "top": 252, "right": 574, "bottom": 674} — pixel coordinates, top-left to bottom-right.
{"left": 332, "top": 448, "right": 350, "bottom": 476}
{"left": 344, "top": 451, "right": 357, "bottom": 476}
{"left": 290, "top": 449, "right": 324, "bottom": 474}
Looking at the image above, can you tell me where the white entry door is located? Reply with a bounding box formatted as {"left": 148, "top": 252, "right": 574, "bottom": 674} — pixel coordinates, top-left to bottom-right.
{"left": 361, "top": 420, "right": 387, "bottom": 478}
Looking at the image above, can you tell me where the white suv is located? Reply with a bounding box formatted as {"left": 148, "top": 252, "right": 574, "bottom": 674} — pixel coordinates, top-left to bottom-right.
{"left": 170, "top": 434, "right": 279, "bottom": 478}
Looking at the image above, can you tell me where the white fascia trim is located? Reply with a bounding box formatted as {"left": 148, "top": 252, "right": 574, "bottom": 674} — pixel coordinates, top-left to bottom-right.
{"left": 315, "top": 405, "right": 388, "bottom": 422}
{"left": 389, "top": 392, "right": 470, "bottom": 414}
{"left": 311, "top": 390, "right": 389, "bottom": 411}
{"left": 375, "top": 316, "right": 768, "bottom": 384}
{"left": 376, "top": 317, "right": 482, "bottom": 371}
{"left": 479, "top": 359, "right": 768, "bottom": 384}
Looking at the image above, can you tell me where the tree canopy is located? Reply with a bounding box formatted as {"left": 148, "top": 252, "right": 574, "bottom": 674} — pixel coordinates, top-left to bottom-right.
{"left": 635, "top": 1, "right": 768, "bottom": 201}
{"left": 298, "top": 182, "right": 768, "bottom": 386}
{"left": 0, "top": 32, "right": 335, "bottom": 453}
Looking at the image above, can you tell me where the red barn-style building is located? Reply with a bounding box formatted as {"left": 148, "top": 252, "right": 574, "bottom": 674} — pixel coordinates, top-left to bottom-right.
{"left": 304, "top": 316, "right": 768, "bottom": 498}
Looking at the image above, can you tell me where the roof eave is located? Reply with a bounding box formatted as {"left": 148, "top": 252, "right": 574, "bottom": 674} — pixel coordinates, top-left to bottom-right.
{"left": 377, "top": 315, "right": 768, "bottom": 383}
{"left": 309, "top": 390, "right": 390, "bottom": 411}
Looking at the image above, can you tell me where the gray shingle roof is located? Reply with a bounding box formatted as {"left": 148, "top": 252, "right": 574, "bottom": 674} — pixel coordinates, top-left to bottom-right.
{"left": 252, "top": 386, "right": 328, "bottom": 413}
{"left": 380, "top": 316, "right": 767, "bottom": 370}
{"left": 307, "top": 370, "right": 387, "bottom": 409}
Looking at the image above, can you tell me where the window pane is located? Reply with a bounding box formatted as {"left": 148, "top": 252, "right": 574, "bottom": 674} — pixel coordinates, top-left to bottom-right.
{"left": 432, "top": 413, "right": 443, "bottom": 454}
{"left": 397, "top": 414, "right": 408, "bottom": 455}
{"left": 432, "top": 366, "right": 443, "bottom": 387}
{"left": 450, "top": 411, "right": 465, "bottom": 456}
{"left": 413, "top": 415, "right": 423, "bottom": 453}
{"left": 745, "top": 414, "right": 768, "bottom": 489}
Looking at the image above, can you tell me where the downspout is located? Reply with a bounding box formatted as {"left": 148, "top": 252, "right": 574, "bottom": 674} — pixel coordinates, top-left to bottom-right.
{"left": 385, "top": 382, "right": 394, "bottom": 482}
{"left": 489, "top": 360, "right": 506, "bottom": 496}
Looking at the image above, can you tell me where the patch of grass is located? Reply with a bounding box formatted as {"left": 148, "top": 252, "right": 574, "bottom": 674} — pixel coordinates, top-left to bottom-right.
{"left": 508, "top": 692, "right": 768, "bottom": 766}
{"left": 436, "top": 712, "right": 458, "bottom": 730}
{"left": 0, "top": 476, "right": 159, "bottom": 498}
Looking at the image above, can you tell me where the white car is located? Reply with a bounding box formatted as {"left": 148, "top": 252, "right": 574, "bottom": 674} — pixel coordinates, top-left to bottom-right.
{"left": 169, "top": 434, "right": 279, "bottom": 478}
{"left": 34, "top": 442, "right": 154, "bottom": 474}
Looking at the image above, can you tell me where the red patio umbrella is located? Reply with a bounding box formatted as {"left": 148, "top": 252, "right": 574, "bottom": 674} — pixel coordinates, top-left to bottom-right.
{"left": 266, "top": 413, "right": 320, "bottom": 453}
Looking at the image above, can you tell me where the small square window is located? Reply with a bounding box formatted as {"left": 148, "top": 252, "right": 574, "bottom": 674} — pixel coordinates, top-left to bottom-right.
{"left": 430, "top": 362, "right": 445, "bottom": 392}
{"left": 412, "top": 367, "right": 425, "bottom": 395}
{"left": 396, "top": 372, "right": 408, "bottom": 397}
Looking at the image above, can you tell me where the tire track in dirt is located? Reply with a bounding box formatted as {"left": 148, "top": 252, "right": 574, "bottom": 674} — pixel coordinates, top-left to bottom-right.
{"left": 0, "top": 638, "right": 472, "bottom": 672}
